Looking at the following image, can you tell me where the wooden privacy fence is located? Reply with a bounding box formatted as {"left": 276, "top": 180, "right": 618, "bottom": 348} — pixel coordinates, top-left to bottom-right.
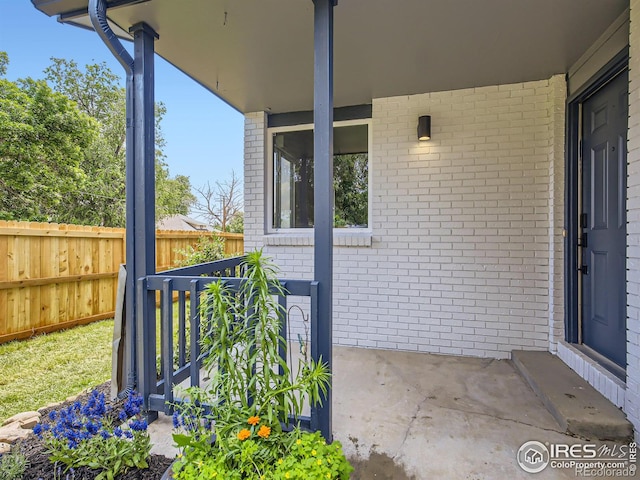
{"left": 0, "top": 221, "right": 243, "bottom": 344}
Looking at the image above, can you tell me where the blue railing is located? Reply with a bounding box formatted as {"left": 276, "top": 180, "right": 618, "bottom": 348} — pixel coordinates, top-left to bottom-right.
{"left": 137, "top": 256, "right": 320, "bottom": 431}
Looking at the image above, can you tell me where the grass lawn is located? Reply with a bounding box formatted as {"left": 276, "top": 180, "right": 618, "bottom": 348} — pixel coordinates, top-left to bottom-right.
{"left": 0, "top": 302, "right": 189, "bottom": 423}
{"left": 0, "top": 320, "right": 114, "bottom": 422}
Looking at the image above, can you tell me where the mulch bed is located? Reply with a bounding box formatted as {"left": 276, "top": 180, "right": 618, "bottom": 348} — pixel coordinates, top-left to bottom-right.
{"left": 14, "top": 382, "right": 173, "bottom": 480}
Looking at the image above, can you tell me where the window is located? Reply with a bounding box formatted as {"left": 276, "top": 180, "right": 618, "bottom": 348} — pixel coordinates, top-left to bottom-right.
{"left": 271, "top": 122, "right": 369, "bottom": 229}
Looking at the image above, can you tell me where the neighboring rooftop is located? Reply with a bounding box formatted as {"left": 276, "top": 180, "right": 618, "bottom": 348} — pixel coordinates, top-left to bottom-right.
{"left": 156, "top": 214, "right": 209, "bottom": 231}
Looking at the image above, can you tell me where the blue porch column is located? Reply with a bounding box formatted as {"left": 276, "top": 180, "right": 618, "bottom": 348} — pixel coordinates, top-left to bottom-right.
{"left": 130, "top": 22, "right": 159, "bottom": 417}
{"left": 312, "top": 0, "right": 336, "bottom": 442}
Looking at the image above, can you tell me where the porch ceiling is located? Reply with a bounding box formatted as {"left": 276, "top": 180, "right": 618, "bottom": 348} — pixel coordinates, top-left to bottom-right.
{"left": 33, "top": 0, "right": 628, "bottom": 114}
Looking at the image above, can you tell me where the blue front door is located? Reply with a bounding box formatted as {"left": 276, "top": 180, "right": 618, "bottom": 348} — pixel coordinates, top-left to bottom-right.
{"left": 581, "top": 69, "right": 628, "bottom": 368}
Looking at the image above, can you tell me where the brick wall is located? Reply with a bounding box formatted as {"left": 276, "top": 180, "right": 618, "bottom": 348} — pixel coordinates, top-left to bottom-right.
{"left": 244, "top": 75, "right": 566, "bottom": 359}
{"left": 548, "top": 75, "right": 568, "bottom": 352}
{"left": 244, "top": 111, "right": 267, "bottom": 250}
{"left": 626, "top": 0, "right": 640, "bottom": 436}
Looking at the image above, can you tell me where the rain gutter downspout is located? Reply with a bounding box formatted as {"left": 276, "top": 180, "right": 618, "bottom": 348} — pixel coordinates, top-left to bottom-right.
{"left": 88, "top": 0, "right": 137, "bottom": 396}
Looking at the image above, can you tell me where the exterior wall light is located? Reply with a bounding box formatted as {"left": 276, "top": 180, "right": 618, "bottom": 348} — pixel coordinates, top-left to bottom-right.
{"left": 417, "top": 115, "right": 431, "bottom": 141}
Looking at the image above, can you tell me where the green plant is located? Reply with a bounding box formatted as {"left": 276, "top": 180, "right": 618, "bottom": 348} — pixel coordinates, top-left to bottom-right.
{"left": 175, "top": 235, "right": 227, "bottom": 267}
{"left": 171, "top": 250, "right": 351, "bottom": 479}
{"left": 34, "top": 390, "right": 152, "bottom": 480}
{"left": 0, "top": 447, "right": 29, "bottom": 480}
{"left": 273, "top": 431, "right": 352, "bottom": 480}
{"left": 200, "top": 251, "right": 329, "bottom": 428}
{"left": 173, "top": 426, "right": 351, "bottom": 480}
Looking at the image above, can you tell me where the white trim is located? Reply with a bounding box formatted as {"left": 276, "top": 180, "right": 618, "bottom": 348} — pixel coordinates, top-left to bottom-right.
{"left": 557, "top": 341, "right": 626, "bottom": 409}
{"left": 265, "top": 119, "right": 373, "bottom": 235}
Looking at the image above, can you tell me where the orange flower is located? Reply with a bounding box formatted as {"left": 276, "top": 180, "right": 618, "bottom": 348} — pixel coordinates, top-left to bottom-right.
{"left": 247, "top": 415, "right": 261, "bottom": 426}
{"left": 237, "top": 429, "right": 251, "bottom": 441}
{"left": 257, "top": 425, "right": 271, "bottom": 438}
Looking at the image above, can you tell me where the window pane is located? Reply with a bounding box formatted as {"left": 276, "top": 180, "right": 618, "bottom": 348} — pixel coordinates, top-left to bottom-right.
{"left": 334, "top": 152, "right": 368, "bottom": 227}
{"left": 273, "top": 123, "right": 368, "bottom": 229}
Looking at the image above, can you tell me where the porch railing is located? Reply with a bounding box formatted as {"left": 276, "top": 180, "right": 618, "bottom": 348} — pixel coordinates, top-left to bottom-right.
{"left": 136, "top": 256, "right": 321, "bottom": 431}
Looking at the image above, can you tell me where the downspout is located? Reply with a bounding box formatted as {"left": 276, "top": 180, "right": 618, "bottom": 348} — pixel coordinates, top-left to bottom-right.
{"left": 89, "top": 0, "right": 137, "bottom": 396}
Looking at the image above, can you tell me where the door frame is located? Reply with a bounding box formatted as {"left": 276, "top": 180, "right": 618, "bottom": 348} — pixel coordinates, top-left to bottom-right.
{"left": 565, "top": 47, "right": 629, "bottom": 348}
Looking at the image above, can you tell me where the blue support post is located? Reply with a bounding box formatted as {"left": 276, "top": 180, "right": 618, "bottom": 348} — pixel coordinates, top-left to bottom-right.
{"left": 130, "top": 21, "right": 159, "bottom": 418}
{"left": 313, "top": 0, "right": 336, "bottom": 442}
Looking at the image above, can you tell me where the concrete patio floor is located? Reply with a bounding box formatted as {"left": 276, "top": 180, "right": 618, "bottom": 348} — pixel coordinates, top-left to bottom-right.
{"left": 148, "top": 346, "right": 632, "bottom": 479}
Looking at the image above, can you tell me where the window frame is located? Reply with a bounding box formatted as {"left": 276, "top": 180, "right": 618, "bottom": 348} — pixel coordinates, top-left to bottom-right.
{"left": 265, "top": 118, "right": 373, "bottom": 235}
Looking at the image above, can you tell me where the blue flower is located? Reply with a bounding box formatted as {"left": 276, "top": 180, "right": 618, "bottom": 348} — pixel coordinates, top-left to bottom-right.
{"left": 118, "top": 410, "right": 128, "bottom": 422}
{"left": 113, "top": 427, "right": 123, "bottom": 438}
{"left": 48, "top": 411, "right": 57, "bottom": 421}
{"left": 124, "top": 430, "right": 134, "bottom": 439}
{"left": 129, "top": 419, "right": 147, "bottom": 431}
{"left": 123, "top": 392, "right": 143, "bottom": 417}
{"left": 33, "top": 423, "right": 43, "bottom": 438}
{"left": 100, "top": 430, "right": 111, "bottom": 439}
{"left": 85, "top": 421, "right": 100, "bottom": 435}
{"left": 172, "top": 412, "right": 181, "bottom": 428}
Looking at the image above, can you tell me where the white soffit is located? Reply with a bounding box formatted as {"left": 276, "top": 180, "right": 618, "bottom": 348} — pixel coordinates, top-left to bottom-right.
{"left": 38, "top": 0, "right": 628, "bottom": 114}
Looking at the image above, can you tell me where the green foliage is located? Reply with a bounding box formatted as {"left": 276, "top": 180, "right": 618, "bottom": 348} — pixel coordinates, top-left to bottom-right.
{"left": 200, "top": 251, "right": 329, "bottom": 427}
{"left": 333, "top": 153, "right": 368, "bottom": 227}
{"left": 0, "top": 51, "right": 8, "bottom": 77}
{"left": 172, "top": 429, "right": 351, "bottom": 480}
{"left": 0, "top": 76, "right": 96, "bottom": 221}
{"left": 0, "top": 55, "right": 194, "bottom": 226}
{"left": 45, "top": 58, "right": 122, "bottom": 122}
{"left": 226, "top": 212, "right": 244, "bottom": 233}
{"left": 175, "top": 235, "right": 227, "bottom": 267}
{"left": 0, "top": 447, "right": 29, "bottom": 480}
{"left": 44, "top": 58, "right": 128, "bottom": 226}
{"left": 171, "top": 251, "right": 351, "bottom": 479}
{"left": 44, "top": 57, "right": 195, "bottom": 226}
{"left": 274, "top": 431, "right": 352, "bottom": 480}
{"left": 47, "top": 432, "right": 151, "bottom": 480}
{"left": 36, "top": 391, "right": 151, "bottom": 480}
{"left": 156, "top": 169, "right": 196, "bottom": 220}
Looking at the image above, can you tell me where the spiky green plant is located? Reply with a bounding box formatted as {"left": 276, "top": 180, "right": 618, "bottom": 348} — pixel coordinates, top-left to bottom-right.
{"left": 171, "top": 250, "right": 337, "bottom": 478}
{"left": 201, "top": 250, "right": 328, "bottom": 430}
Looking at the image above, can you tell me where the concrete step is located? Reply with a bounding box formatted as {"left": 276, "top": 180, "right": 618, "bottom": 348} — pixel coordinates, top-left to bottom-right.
{"left": 511, "top": 350, "right": 633, "bottom": 441}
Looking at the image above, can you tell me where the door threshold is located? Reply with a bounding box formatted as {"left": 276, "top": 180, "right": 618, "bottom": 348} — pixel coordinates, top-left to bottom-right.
{"left": 572, "top": 344, "right": 626, "bottom": 381}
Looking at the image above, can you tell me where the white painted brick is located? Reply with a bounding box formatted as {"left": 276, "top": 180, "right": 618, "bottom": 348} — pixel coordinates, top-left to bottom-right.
{"left": 245, "top": 78, "right": 566, "bottom": 363}
{"left": 628, "top": 0, "right": 640, "bottom": 437}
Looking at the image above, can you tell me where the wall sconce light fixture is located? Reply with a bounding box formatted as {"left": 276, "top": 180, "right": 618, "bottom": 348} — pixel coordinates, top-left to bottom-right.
{"left": 417, "top": 115, "right": 431, "bottom": 141}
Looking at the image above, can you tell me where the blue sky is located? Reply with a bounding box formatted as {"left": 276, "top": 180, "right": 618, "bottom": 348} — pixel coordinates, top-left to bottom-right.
{"left": 0, "top": 1, "right": 244, "bottom": 204}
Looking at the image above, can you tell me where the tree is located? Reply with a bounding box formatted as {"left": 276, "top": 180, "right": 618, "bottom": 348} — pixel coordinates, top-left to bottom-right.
{"left": 0, "top": 52, "right": 8, "bottom": 76}
{"left": 226, "top": 211, "right": 244, "bottom": 233}
{"left": 156, "top": 164, "right": 195, "bottom": 219}
{"left": 194, "top": 171, "right": 243, "bottom": 231}
{"left": 334, "top": 153, "right": 368, "bottom": 227}
{"left": 44, "top": 58, "right": 194, "bottom": 225}
{"left": 0, "top": 55, "right": 195, "bottom": 226}
{"left": 0, "top": 76, "right": 96, "bottom": 221}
